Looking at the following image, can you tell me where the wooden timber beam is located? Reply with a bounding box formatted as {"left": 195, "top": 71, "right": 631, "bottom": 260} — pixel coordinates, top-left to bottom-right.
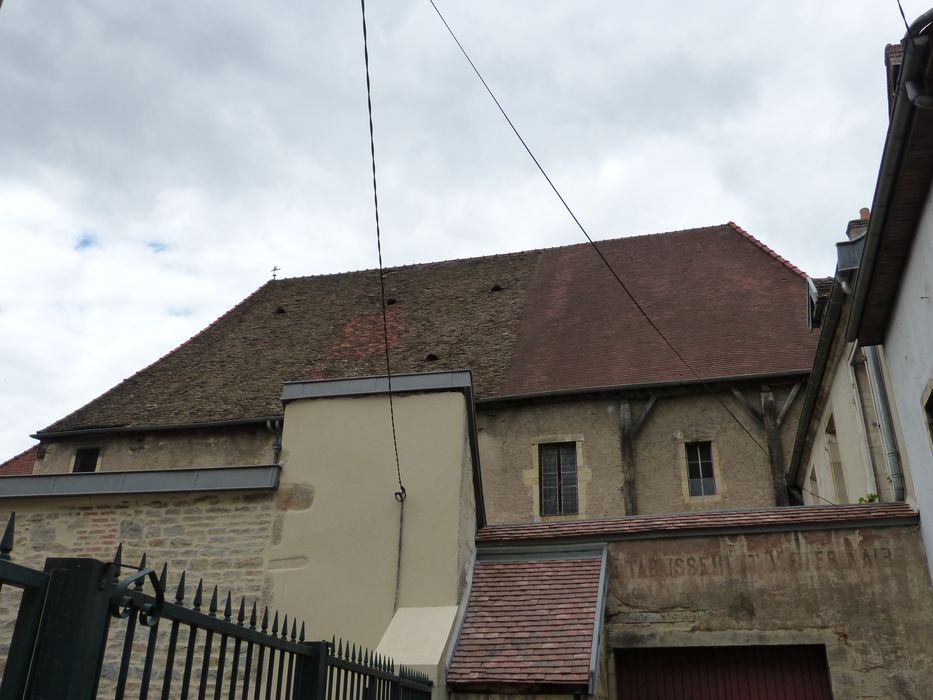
{"left": 619, "top": 395, "right": 658, "bottom": 516}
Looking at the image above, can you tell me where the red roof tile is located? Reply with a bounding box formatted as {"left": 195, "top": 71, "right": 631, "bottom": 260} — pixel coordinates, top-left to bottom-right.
{"left": 40, "top": 224, "right": 817, "bottom": 432}
{"left": 447, "top": 556, "right": 603, "bottom": 691}
{"left": 0, "top": 445, "right": 38, "bottom": 476}
{"left": 476, "top": 503, "right": 918, "bottom": 545}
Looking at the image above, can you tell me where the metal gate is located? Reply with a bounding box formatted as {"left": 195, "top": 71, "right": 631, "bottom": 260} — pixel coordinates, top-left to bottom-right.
{"left": 616, "top": 645, "right": 833, "bottom": 699}
{"left": 0, "top": 513, "right": 432, "bottom": 700}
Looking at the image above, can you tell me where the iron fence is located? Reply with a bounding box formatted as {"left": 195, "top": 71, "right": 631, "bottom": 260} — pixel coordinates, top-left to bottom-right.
{"left": 0, "top": 512, "right": 433, "bottom": 700}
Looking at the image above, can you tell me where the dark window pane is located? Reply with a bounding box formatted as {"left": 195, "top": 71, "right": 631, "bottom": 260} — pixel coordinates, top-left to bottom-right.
{"left": 702, "top": 478, "right": 717, "bottom": 496}
{"left": 540, "top": 445, "right": 560, "bottom": 515}
{"left": 688, "top": 461, "right": 702, "bottom": 480}
{"left": 700, "top": 460, "right": 714, "bottom": 479}
{"left": 688, "top": 479, "right": 703, "bottom": 497}
{"left": 73, "top": 447, "right": 100, "bottom": 473}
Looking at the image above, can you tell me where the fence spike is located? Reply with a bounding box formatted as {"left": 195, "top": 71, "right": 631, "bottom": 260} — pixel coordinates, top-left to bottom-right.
{"left": 300, "top": 622, "right": 307, "bottom": 643}
{"left": 271, "top": 611, "right": 279, "bottom": 635}
{"left": 113, "top": 543, "right": 123, "bottom": 572}
{"left": 0, "top": 512, "right": 14, "bottom": 560}
{"left": 351, "top": 644, "right": 357, "bottom": 662}
{"left": 159, "top": 562, "right": 168, "bottom": 591}
{"left": 249, "top": 601, "right": 258, "bottom": 629}
{"left": 193, "top": 578, "right": 204, "bottom": 610}
{"left": 260, "top": 607, "right": 269, "bottom": 632}
{"left": 223, "top": 591, "right": 233, "bottom": 621}
{"left": 280, "top": 613, "right": 287, "bottom": 639}
{"left": 337, "top": 639, "right": 343, "bottom": 657}
{"left": 237, "top": 597, "right": 246, "bottom": 625}
{"left": 175, "top": 570, "right": 187, "bottom": 603}
{"left": 135, "top": 554, "right": 147, "bottom": 589}
{"left": 291, "top": 619, "right": 297, "bottom": 642}
{"left": 208, "top": 585, "right": 218, "bottom": 616}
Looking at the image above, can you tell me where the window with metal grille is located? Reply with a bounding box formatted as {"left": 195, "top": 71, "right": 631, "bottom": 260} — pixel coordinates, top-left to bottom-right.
{"left": 686, "top": 441, "right": 716, "bottom": 496}
{"left": 73, "top": 447, "right": 100, "bottom": 473}
{"left": 539, "top": 442, "right": 578, "bottom": 515}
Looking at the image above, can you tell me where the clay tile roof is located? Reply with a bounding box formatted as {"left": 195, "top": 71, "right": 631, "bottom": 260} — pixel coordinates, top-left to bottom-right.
{"left": 475, "top": 503, "right": 918, "bottom": 545}
{"left": 447, "top": 555, "right": 604, "bottom": 692}
{"left": 0, "top": 445, "right": 38, "bottom": 476}
{"left": 40, "top": 224, "right": 817, "bottom": 433}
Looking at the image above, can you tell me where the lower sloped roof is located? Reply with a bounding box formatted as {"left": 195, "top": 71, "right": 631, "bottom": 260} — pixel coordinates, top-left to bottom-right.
{"left": 447, "top": 553, "right": 605, "bottom": 693}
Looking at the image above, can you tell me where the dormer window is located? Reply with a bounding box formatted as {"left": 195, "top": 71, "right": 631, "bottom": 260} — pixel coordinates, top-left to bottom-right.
{"left": 73, "top": 447, "right": 100, "bottom": 473}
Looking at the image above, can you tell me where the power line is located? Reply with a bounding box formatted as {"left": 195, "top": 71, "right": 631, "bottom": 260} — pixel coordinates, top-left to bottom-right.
{"left": 359, "top": 0, "right": 406, "bottom": 502}
{"left": 896, "top": 0, "right": 911, "bottom": 33}
{"left": 425, "top": 0, "right": 770, "bottom": 457}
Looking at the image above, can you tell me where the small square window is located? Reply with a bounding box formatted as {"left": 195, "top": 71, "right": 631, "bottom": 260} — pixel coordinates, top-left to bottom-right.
{"left": 686, "top": 441, "right": 716, "bottom": 497}
{"left": 73, "top": 447, "right": 100, "bottom": 473}
{"left": 539, "top": 442, "right": 578, "bottom": 516}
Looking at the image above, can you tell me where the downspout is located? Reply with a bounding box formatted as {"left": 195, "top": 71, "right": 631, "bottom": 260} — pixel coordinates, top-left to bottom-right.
{"left": 862, "top": 347, "right": 905, "bottom": 501}
{"left": 266, "top": 418, "right": 283, "bottom": 464}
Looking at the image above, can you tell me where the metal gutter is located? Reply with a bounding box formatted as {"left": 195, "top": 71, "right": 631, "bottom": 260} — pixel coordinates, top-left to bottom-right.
{"left": 789, "top": 279, "right": 845, "bottom": 484}
{"left": 476, "top": 512, "right": 919, "bottom": 549}
{"left": 846, "top": 11, "right": 933, "bottom": 343}
{"left": 476, "top": 370, "right": 811, "bottom": 405}
{"left": 32, "top": 416, "right": 281, "bottom": 440}
{"left": 281, "top": 370, "right": 474, "bottom": 402}
{"left": 588, "top": 546, "right": 609, "bottom": 696}
{"left": 0, "top": 465, "right": 281, "bottom": 499}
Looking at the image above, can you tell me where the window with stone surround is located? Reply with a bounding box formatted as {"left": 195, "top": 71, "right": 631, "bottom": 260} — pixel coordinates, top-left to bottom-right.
{"left": 685, "top": 441, "right": 716, "bottom": 496}
{"left": 539, "top": 442, "right": 578, "bottom": 516}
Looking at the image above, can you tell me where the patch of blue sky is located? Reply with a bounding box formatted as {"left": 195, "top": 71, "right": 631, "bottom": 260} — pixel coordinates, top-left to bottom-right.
{"left": 167, "top": 307, "right": 193, "bottom": 317}
{"left": 146, "top": 240, "right": 169, "bottom": 253}
{"left": 74, "top": 231, "right": 100, "bottom": 251}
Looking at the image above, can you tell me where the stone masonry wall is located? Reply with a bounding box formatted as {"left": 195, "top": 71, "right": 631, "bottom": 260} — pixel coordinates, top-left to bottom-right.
{"left": 0, "top": 491, "right": 277, "bottom": 694}
{"left": 604, "top": 524, "right": 933, "bottom": 699}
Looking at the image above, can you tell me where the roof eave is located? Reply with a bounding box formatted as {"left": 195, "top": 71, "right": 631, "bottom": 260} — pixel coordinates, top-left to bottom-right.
{"left": 847, "top": 16, "right": 933, "bottom": 344}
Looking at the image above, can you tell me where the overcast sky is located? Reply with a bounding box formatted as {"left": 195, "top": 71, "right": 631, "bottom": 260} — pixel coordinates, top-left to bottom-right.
{"left": 0, "top": 1, "right": 923, "bottom": 460}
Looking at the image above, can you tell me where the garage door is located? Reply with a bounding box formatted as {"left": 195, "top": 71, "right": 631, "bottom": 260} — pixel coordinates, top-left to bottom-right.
{"left": 616, "top": 645, "right": 833, "bottom": 699}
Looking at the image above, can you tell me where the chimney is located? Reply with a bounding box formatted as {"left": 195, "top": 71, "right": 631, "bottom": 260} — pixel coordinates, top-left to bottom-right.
{"left": 846, "top": 208, "right": 870, "bottom": 240}
{"left": 885, "top": 43, "right": 904, "bottom": 117}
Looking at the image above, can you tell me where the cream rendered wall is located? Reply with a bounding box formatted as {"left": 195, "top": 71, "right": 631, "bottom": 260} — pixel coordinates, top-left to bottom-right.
{"left": 804, "top": 345, "right": 878, "bottom": 505}
{"left": 883, "top": 184, "right": 933, "bottom": 577}
{"left": 269, "top": 390, "right": 474, "bottom": 651}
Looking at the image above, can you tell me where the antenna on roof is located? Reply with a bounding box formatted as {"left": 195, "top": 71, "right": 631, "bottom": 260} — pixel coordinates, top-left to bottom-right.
{"left": 271, "top": 266, "right": 280, "bottom": 280}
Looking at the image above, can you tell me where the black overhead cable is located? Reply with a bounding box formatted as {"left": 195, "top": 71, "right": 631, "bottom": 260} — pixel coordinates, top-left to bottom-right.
{"left": 425, "top": 0, "right": 771, "bottom": 458}
{"left": 896, "top": 0, "right": 911, "bottom": 32}
{"left": 359, "top": 0, "right": 405, "bottom": 503}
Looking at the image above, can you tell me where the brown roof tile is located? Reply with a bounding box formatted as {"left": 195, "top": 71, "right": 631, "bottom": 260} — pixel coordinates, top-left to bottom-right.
{"left": 0, "top": 445, "right": 38, "bottom": 476}
{"left": 41, "top": 224, "right": 817, "bottom": 433}
{"left": 476, "top": 503, "right": 918, "bottom": 545}
{"left": 447, "top": 557, "right": 602, "bottom": 691}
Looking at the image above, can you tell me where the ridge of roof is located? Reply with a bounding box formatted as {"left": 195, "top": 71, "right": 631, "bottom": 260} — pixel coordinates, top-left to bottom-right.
{"left": 270, "top": 223, "right": 734, "bottom": 284}
{"left": 38, "top": 281, "right": 275, "bottom": 433}
{"left": 727, "top": 221, "right": 808, "bottom": 279}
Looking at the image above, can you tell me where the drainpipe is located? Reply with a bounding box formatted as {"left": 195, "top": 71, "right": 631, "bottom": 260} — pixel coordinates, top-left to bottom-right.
{"left": 266, "top": 418, "right": 283, "bottom": 464}
{"left": 862, "top": 346, "right": 905, "bottom": 501}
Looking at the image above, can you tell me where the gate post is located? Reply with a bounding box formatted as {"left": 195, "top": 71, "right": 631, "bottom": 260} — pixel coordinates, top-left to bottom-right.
{"left": 26, "top": 558, "right": 115, "bottom": 699}
{"left": 293, "top": 641, "right": 329, "bottom": 700}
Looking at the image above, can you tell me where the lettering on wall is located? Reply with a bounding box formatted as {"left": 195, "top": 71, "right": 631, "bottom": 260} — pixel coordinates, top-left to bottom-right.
{"left": 621, "top": 543, "right": 895, "bottom": 579}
